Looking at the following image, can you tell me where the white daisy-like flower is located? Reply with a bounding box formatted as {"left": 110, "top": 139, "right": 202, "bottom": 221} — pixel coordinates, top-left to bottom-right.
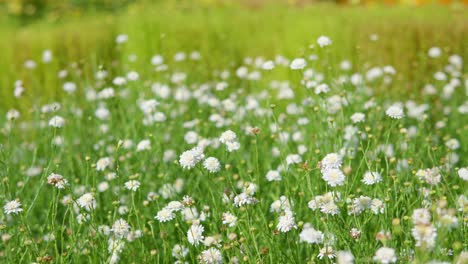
{"left": 385, "top": 105, "right": 404, "bottom": 119}
{"left": 362, "top": 171, "right": 382, "bottom": 185}
{"left": 47, "top": 173, "right": 68, "bottom": 189}
{"left": 350, "top": 112, "right": 365, "bottom": 123}
{"left": 265, "top": 170, "right": 282, "bottom": 181}
{"left": 111, "top": 218, "right": 130, "bottom": 239}
{"left": 49, "top": 115, "right": 65, "bottom": 128}
{"left": 290, "top": 58, "right": 307, "bottom": 70}
{"left": 299, "top": 224, "right": 324, "bottom": 244}
{"left": 136, "top": 139, "right": 151, "bottom": 151}
{"left": 318, "top": 246, "right": 335, "bottom": 260}
{"left": 336, "top": 251, "right": 354, "bottom": 264}
{"left": 317, "top": 35, "right": 332, "bottom": 47}
{"left": 373, "top": 247, "right": 397, "bottom": 264}
{"left": 277, "top": 210, "right": 297, "bottom": 233}
{"left": 6, "top": 109, "right": 20, "bottom": 120}
{"left": 124, "top": 180, "right": 140, "bottom": 191}
{"left": 322, "top": 168, "right": 346, "bottom": 187}
{"left": 77, "top": 193, "right": 96, "bottom": 211}
{"left": 219, "top": 130, "right": 237, "bottom": 144}
{"left": 428, "top": 47, "right": 442, "bottom": 58}
{"left": 412, "top": 208, "right": 431, "bottom": 225}
{"left": 458, "top": 168, "right": 468, "bottom": 181}
{"left": 199, "top": 247, "right": 223, "bottom": 264}
{"left": 96, "top": 157, "right": 112, "bottom": 171}
{"left": 172, "top": 244, "right": 189, "bottom": 259}
{"left": 321, "top": 153, "right": 342, "bottom": 169}
{"left": 222, "top": 212, "right": 238, "bottom": 227}
{"left": 262, "top": 60, "right": 275, "bottom": 70}
{"left": 4, "top": 200, "right": 23, "bottom": 215}
{"left": 187, "top": 223, "right": 205, "bottom": 246}
{"left": 155, "top": 208, "right": 175, "bottom": 222}
{"left": 203, "top": 157, "right": 221, "bottom": 173}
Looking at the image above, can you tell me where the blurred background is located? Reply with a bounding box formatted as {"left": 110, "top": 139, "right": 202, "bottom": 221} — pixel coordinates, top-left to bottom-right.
{"left": 0, "top": 0, "right": 467, "bottom": 110}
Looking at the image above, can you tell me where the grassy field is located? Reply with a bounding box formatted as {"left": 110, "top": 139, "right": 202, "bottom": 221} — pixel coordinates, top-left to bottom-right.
{"left": 0, "top": 2, "right": 467, "bottom": 264}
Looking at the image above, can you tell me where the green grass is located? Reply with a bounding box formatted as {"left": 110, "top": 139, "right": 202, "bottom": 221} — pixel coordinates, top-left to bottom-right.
{"left": 0, "top": 2, "right": 467, "bottom": 264}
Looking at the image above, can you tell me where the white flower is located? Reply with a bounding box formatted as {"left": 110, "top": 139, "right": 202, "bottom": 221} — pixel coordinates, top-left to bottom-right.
{"left": 219, "top": 130, "right": 237, "bottom": 144}
{"left": 428, "top": 47, "right": 442, "bottom": 58}
{"left": 373, "top": 247, "right": 397, "bottom": 264}
{"left": 222, "top": 212, "right": 238, "bottom": 227}
{"left": 317, "top": 36, "right": 332, "bottom": 47}
{"left": 96, "top": 157, "right": 112, "bottom": 171}
{"left": 337, "top": 251, "right": 354, "bottom": 264}
{"left": 315, "top": 83, "right": 330, "bottom": 94}
{"left": 412, "top": 224, "right": 437, "bottom": 249}
{"left": 261, "top": 60, "right": 275, "bottom": 70}
{"left": 187, "top": 224, "right": 204, "bottom": 246}
{"left": 49, "top": 115, "right": 65, "bottom": 128}
{"left": 6, "top": 109, "right": 20, "bottom": 120}
{"left": 362, "top": 171, "right": 382, "bottom": 185}
{"left": 42, "top": 49, "right": 52, "bottom": 63}
{"left": 63, "top": 82, "right": 77, "bottom": 94}
{"left": 290, "top": 58, "right": 307, "bottom": 70}
{"left": 386, "top": 105, "right": 404, "bottom": 119}
{"left": 115, "top": 34, "right": 128, "bottom": 44}
{"left": 77, "top": 193, "right": 96, "bottom": 211}
{"left": 412, "top": 208, "right": 431, "bottom": 225}
{"left": 350, "top": 112, "right": 365, "bottom": 123}
{"left": 445, "top": 138, "right": 460, "bottom": 150}
{"left": 203, "top": 157, "right": 221, "bottom": 173}
{"left": 172, "top": 244, "right": 189, "bottom": 259}
{"left": 458, "top": 168, "right": 468, "bottom": 181}
{"left": 277, "top": 210, "right": 297, "bottom": 233}
{"left": 225, "top": 141, "right": 240, "bottom": 152}
{"left": 179, "top": 147, "right": 205, "bottom": 169}
{"left": 4, "top": 200, "right": 23, "bottom": 215}
{"left": 136, "top": 139, "right": 151, "bottom": 151}
{"left": 286, "top": 154, "right": 302, "bottom": 165}
{"left": 111, "top": 218, "right": 130, "bottom": 239}
{"left": 321, "top": 153, "right": 342, "bottom": 169}
{"left": 155, "top": 208, "right": 175, "bottom": 222}
{"left": 199, "top": 247, "right": 223, "bottom": 264}
{"left": 266, "top": 170, "right": 282, "bottom": 181}
{"left": 322, "top": 168, "right": 346, "bottom": 187}
{"left": 299, "top": 224, "right": 324, "bottom": 244}
{"left": 318, "top": 246, "right": 335, "bottom": 260}
{"left": 125, "top": 180, "right": 140, "bottom": 191}
{"left": 47, "top": 173, "right": 68, "bottom": 189}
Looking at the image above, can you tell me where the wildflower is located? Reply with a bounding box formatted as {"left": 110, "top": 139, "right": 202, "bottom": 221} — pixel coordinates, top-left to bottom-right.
{"left": 77, "top": 193, "right": 96, "bottom": 211}
{"left": 322, "top": 168, "right": 346, "bottom": 187}
{"left": 187, "top": 223, "right": 204, "bottom": 246}
{"left": 199, "top": 247, "right": 223, "bottom": 264}
{"left": 350, "top": 112, "right": 365, "bottom": 123}
{"left": 458, "top": 168, "right": 468, "bottom": 181}
{"left": 179, "top": 147, "right": 205, "bottom": 169}
{"left": 112, "top": 218, "right": 130, "bottom": 239}
{"left": 203, "top": 157, "right": 221, "bottom": 173}
{"left": 317, "top": 36, "right": 332, "bottom": 47}
{"left": 155, "top": 208, "right": 175, "bottom": 222}
{"left": 49, "top": 116, "right": 65, "bottom": 128}
{"left": 96, "top": 157, "right": 112, "bottom": 171}
{"left": 299, "top": 224, "right": 324, "bottom": 244}
{"left": 277, "top": 210, "right": 297, "bottom": 233}
{"left": 412, "top": 208, "right": 431, "bottom": 225}
{"left": 373, "top": 247, "right": 397, "bottom": 264}
{"left": 172, "top": 244, "right": 189, "bottom": 260}
{"left": 265, "top": 170, "right": 282, "bottom": 181}
{"left": 428, "top": 47, "right": 442, "bottom": 58}
{"left": 412, "top": 224, "right": 437, "bottom": 249}
{"left": 125, "top": 180, "right": 140, "bottom": 191}
{"left": 336, "top": 251, "right": 354, "bottom": 264}
{"left": 290, "top": 58, "right": 306, "bottom": 70}
{"left": 262, "top": 60, "right": 275, "bottom": 70}
{"left": 385, "top": 105, "right": 404, "bottom": 119}
{"left": 3, "top": 199, "right": 23, "bottom": 215}
{"left": 136, "top": 139, "right": 151, "bottom": 151}
{"left": 362, "top": 171, "right": 382, "bottom": 185}
{"left": 321, "top": 153, "right": 342, "bottom": 169}
{"left": 318, "top": 246, "right": 335, "bottom": 260}
{"left": 222, "top": 212, "right": 238, "bottom": 227}
{"left": 6, "top": 109, "right": 20, "bottom": 120}
{"left": 47, "top": 173, "right": 68, "bottom": 189}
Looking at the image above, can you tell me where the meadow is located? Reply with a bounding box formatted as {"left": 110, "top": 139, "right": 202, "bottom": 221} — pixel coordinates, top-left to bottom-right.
{"left": 0, "top": 1, "right": 467, "bottom": 263}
